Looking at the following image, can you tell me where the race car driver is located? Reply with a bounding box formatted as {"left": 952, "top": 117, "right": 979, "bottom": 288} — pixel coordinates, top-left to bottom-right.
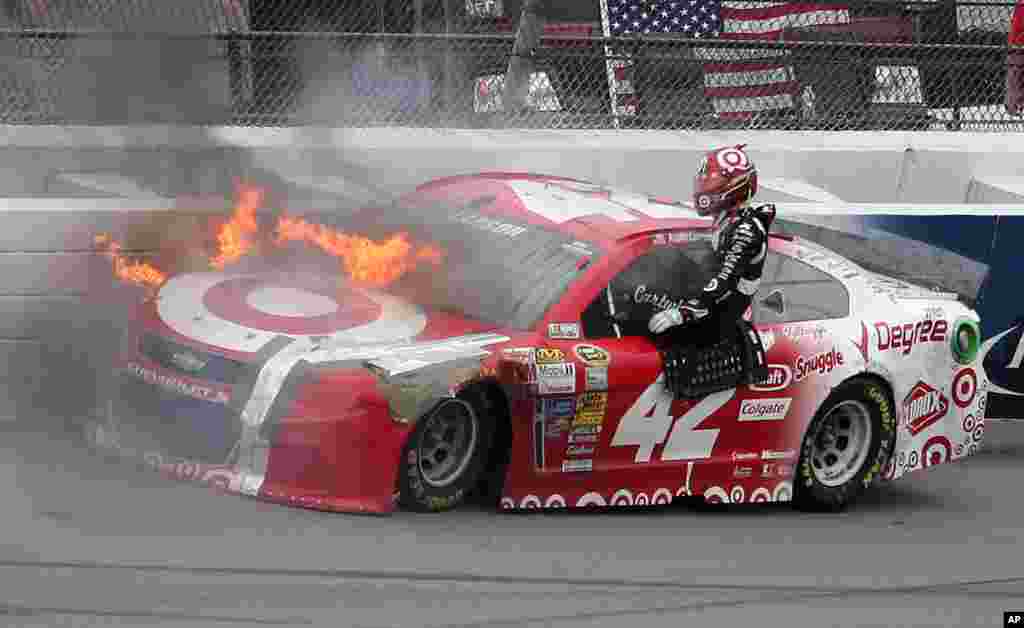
{"left": 648, "top": 144, "right": 776, "bottom": 340}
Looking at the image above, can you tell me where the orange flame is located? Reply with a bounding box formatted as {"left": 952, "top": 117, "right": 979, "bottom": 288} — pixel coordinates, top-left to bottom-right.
{"left": 94, "top": 234, "right": 168, "bottom": 288}
{"left": 275, "top": 215, "right": 444, "bottom": 286}
{"left": 210, "top": 183, "right": 263, "bottom": 269}
{"left": 97, "top": 183, "right": 444, "bottom": 290}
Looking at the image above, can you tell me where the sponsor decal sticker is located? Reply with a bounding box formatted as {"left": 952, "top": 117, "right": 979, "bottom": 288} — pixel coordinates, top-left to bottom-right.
{"left": 733, "top": 466, "right": 753, "bottom": 478}
{"left": 535, "top": 348, "right": 566, "bottom": 364}
{"left": 548, "top": 322, "right": 581, "bottom": 340}
{"left": 544, "top": 397, "right": 575, "bottom": 418}
{"left": 585, "top": 366, "right": 608, "bottom": 391}
{"left": 502, "top": 347, "right": 535, "bottom": 363}
{"left": 874, "top": 319, "right": 948, "bottom": 356}
{"left": 568, "top": 432, "right": 599, "bottom": 444}
{"left": 738, "top": 398, "right": 792, "bottom": 422}
{"left": 574, "top": 344, "right": 611, "bottom": 366}
{"left": 761, "top": 449, "right": 797, "bottom": 461}
{"left": 571, "top": 424, "right": 602, "bottom": 436}
{"left": 731, "top": 451, "right": 759, "bottom": 462}
{"left": 750, "top": 364, "right": 792, "bottom": 392}
{"left": 537, "top": 362, "right": 576, "bottom": 395}
{"left": 761, "top": 463, "right": 794, "bottom": 478}
{"left": 782, "top": 324, "right": 827, "bottom": 342}
{"left": 126, "top": 362, "right": 229, "bottom": 404}
{"left": 794, "top": 348, "right": 844, "bottom": 381}
{"left": 902, "top": 381, "right": 949, "bottom": 435}
{"left": 561, "top": 459, "right": 593, "bottom": 473}
{"left": 573, "top": 392, "right": 608, "bottom": 427}
{"left": 566, "top": 444, "right": 595, "bottom": 456}
{"left": 952, "top": 367, "right": 978, "bottom": 409}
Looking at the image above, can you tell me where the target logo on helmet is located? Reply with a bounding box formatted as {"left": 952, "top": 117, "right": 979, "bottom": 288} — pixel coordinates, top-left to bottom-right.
{"left": 715, "top": 146, "right": 751, "bottom": 173}
{"left": 156, "top": 272, "right": 427, "bottom": 353}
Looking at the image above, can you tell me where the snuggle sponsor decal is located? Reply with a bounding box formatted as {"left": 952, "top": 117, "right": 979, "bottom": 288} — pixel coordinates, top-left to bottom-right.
{"left": 794, "top": 348, "right": 844, "bottom": 382}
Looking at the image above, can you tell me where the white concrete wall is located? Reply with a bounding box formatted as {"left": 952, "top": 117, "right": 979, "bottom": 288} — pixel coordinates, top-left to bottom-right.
{"left": 1, "top": 125, "right": 1022, "bottom": 424}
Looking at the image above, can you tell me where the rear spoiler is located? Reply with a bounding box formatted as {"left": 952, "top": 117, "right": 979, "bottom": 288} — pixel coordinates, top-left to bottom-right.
{"left": 771, "top": 216, "right": 990, "bottom": 307}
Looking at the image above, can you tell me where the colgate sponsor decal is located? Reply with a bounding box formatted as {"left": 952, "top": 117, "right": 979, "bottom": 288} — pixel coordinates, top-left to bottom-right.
{"left": 750, "top": 364, "right": 792, "bottom": 391}
{"left": 738, "top": 397, "right": 792, "bottom": 422}
{"left": 875, "top": 320, "right": 948, "bottom": 356}
{"left": 794, "top": 348, "right": 844, "bottom": 381}
{"left": 902, "top": 381, "right": 949, "bottom": 435}
{"left": 126, "top": 362, "right": 230, "bottom": 404}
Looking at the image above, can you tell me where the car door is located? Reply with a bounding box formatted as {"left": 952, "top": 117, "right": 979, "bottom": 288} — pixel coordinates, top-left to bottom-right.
{"left": 558, "top": 233, "right": 728, "bottom": 473}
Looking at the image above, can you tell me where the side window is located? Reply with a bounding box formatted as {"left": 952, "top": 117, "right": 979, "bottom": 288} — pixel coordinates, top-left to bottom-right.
{"left": 581, "top": 241, "right": 715, "bottom": 338}
{"left": 753, "top": 252, "right": 850, "bottom": 324}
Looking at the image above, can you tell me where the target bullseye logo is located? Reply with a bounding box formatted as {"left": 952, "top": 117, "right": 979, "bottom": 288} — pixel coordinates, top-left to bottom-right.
{"left": 157, "top": 272, "right": 427, "bottom": 353}
{"left": 203, "top": 277, "right": 380, "bottom": 335}
{"left": 921, "top": 435, "right": 952, "bottom": 468}
{"left": 952, "top": 368, "right": 978, "bottom": 409}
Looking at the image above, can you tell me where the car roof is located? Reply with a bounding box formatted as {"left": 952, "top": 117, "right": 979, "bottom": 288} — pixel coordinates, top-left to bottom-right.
{"left": 404, "top": 172, "right": 713, "bottom": 248}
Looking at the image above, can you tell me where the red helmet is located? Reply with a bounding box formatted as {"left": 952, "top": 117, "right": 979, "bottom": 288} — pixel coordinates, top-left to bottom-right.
{"left": 692, "top": 144, "right": 758, "bottom": 217}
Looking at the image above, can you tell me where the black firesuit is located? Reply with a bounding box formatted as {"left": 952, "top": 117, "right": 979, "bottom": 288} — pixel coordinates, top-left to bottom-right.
{"left": 671, "top": 203, "right": 776, "bottom": 343}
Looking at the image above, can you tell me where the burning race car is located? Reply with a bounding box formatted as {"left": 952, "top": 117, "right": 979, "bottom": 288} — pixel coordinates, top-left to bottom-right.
{"left": 86, "top": 173, "right": 991, "bottom": 514}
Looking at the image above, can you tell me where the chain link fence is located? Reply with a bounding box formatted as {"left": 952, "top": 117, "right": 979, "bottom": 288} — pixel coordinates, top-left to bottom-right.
{"left": 0, "top": 0, "right": 1020, "bottom": 130}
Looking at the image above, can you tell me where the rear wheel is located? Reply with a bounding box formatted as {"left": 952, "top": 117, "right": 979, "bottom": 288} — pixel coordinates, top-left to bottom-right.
{"left": 794, "top": 378, "right": 895, "bottom": 512}
{"left": 398, "top": 389, "right": 494, "bottom": 512}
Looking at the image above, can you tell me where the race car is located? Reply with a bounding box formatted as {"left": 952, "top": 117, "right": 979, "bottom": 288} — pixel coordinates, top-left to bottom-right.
{"left": 86, "top": 172, "right": 992, "bottom": 514}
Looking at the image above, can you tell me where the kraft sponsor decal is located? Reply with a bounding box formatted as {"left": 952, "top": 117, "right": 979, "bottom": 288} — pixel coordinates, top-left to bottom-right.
{"left": 750, "top": 365, "right": 792, "bottom": 392}
{"left": 738, "top": 397, "right": 792, "bottom": 422}
{"left": 573, "top": 344, "right": 611, "bottom": 366}
{"left": 126, "top": 362, "right": 229, "bottom": 404}
{"left": 902, "top": 381, "right": 950, "bottom": 435}
{"left": 794, "top": 348, "right": 844, "bottom": 382}
{"left": 875, "top": 319, "right": 948, "bottom": 356}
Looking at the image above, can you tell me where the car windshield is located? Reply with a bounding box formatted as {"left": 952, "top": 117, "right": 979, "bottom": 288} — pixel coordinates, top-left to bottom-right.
{"left": 334, "top": 197, "right": 600, "bottom": 330}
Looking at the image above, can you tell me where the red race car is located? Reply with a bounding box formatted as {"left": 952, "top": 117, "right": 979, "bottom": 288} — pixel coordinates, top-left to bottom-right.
{"left": 89, "top": 172, "right": 990, "bottom": 514}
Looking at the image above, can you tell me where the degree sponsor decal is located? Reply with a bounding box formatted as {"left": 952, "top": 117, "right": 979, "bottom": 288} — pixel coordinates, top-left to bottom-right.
{"left": 738, "top": 397, "right": 792, "bottom": 422}
{"left": 573, "top": 392, "right": 607, "bottom": 427}
{"left": 573, "top": 344, "right": 611, "bottom": 366}
{"left": 794, "top": 348, "right": 844, "bottom": 382}
{"left": 585, "top": 366, "right": 608, "bottom": 391}
{"left": 902, "top": 381, "right": 949, "bottom": 436}
{"left": 548, "top": 322, "right": 580, "bottom": 340}
{"left": 537, "top": 362, "right": 576, "bottom": 395}
{"left": 750, "top": 364, "right": 792, "bottom": 392}
{"left": 874, "top": 319, "right": 948, "bottom": 356}
{"left": 535, "top": 348, "right": 566, "bottom": 365}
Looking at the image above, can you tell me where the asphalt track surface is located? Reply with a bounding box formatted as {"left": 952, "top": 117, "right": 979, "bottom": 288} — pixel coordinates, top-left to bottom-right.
{"left": 2, "top": 421, "right": 1023, "bottom": 628}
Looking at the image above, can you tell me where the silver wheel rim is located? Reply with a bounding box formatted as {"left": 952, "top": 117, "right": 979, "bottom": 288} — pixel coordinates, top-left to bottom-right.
{"left": 417, "top": 400, "right": 478, "bottom": 489}
{"left": 807, "top": 399, "right": 873, "bottom": 488}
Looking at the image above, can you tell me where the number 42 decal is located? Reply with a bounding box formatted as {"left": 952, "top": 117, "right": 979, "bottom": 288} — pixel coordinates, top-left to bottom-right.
{"left": 611, "top": 375, "right": 735, "bottom": 463}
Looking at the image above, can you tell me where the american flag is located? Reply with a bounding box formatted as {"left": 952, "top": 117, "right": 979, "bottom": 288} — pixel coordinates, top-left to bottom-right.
{"left": 605, "top": 0, "right": 850, "bottom": 118}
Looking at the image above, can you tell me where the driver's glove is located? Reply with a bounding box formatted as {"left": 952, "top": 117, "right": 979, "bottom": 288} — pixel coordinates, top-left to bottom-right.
{"left": 648, "top": 301, "right": 709, "bottom": 334}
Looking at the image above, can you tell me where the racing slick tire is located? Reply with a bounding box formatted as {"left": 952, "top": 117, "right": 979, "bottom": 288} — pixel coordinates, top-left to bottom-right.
{"left": 794, "top": 377, "right": 895, "bottom": 512}
{"left": 398, "top": 387, "right": 496, "bottom": 512}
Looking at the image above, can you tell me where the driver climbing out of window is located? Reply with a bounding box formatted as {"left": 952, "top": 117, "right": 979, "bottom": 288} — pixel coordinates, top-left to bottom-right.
{"left": 648, "top": 144, "right": 776, "bottom": 340}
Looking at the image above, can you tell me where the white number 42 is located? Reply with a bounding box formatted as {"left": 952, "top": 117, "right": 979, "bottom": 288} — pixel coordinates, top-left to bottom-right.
{"left": 611, "top": 375, "right": 735, "bottom": 463}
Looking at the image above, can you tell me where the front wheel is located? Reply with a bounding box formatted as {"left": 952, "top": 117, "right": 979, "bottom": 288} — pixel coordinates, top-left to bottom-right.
{"left": 397, "top": 391, "right": 494, "bottom": 513}
{"left": 794, "top": 378, "right": 895, "bottom": 512}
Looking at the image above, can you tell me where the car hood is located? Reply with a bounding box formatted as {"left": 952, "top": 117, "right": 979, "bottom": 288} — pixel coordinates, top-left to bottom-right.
{"left": 150, "top": 270, "right": 506, "bottom": 359}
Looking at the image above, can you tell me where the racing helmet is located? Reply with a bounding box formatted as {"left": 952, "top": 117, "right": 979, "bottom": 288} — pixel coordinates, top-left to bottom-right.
{"left": 692, "top": 144, "right": 758, "bottom": 217}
